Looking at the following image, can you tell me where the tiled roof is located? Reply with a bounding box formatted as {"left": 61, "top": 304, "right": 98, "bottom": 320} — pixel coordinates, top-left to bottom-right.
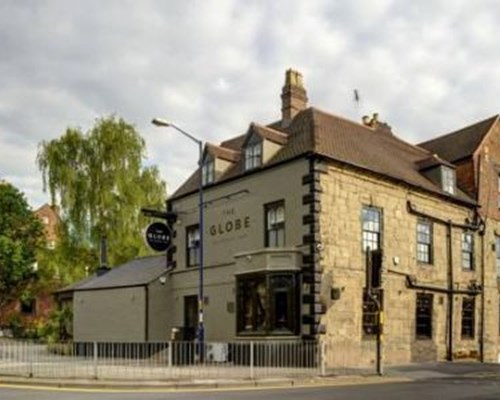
{"left": 54, "top": 274, "right": 97, "bottom": 294}
{"left": 205, "top": 143, "right": 240, "bottom": 162}
{"left": 171, "top": 108, "right": 475, "bottom": 205}
{"left": 415, "top": 154, "right": 455, "bottom": 171}
{"left": 58, "top": 255, "right": 167, "bottom": 292}
{"left": 419, "top": 115, "right": 498, "bottom": 162}
{"left": 221, "top": 134, "right": 246, "bottom": 150}
{"left": 249, "top": 123, "right": 288, "bottom": 145}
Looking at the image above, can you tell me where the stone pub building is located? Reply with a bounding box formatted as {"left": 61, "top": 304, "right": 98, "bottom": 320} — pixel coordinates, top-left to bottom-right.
{"left": 77, "top": 70, "right": 500, "bottom": 368}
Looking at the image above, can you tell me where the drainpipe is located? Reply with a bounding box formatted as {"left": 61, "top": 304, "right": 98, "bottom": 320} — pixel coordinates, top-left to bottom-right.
{"left": 446, "top": 220, "right": 454, "bottom": 362}
{"left": 476, "top": 154, "right": 486, "bottom": 363}
{"left": 406, "top": 201, "right": 482, "bottom": 362}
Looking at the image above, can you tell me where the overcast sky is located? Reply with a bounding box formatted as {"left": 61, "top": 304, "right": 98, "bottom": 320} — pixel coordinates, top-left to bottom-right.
{"left": 2, "top": 0, "right": 500, "bottom": 208}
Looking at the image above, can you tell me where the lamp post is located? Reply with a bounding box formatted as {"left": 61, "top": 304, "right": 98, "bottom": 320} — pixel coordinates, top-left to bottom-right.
{"left": 151, "top": 118, "right": 205, "bottom": 348}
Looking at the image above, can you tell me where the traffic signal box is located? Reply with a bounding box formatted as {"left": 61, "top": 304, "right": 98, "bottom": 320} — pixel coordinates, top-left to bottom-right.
{"left": 366, "top": 249, "right": 383, "bottom": 291}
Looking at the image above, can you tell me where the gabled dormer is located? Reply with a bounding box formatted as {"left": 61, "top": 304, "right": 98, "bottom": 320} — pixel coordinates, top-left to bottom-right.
{"left": 416, "top": 154, "right": 457, "bottom": 195}
{"left": 202, "top": 143, "right": 240, "bottom": 185}
{"left": 242, "top": 123, "right": 288, "bottom": 172}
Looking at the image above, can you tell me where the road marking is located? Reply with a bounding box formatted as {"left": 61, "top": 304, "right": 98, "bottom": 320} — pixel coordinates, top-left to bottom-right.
{"left": 0, "top": 377, "right": 411, "bottom": 394}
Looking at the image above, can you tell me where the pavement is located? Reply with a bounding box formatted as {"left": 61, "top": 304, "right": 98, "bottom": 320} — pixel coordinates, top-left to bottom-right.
{"left": 1, "top": 361, "right": 499, "bottom": 391}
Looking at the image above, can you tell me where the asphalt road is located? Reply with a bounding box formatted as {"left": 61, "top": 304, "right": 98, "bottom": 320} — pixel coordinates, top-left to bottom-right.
{"left": 1, "top": 377, "right": 500, "bottom": 400}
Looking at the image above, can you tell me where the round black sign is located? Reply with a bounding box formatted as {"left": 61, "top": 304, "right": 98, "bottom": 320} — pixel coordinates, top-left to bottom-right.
{"left": 145, "top": 222, "right": 172, "bottom": 252}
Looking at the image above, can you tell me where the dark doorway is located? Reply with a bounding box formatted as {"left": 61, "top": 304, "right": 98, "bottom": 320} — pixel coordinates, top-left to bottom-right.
{"left": 183, "top": 295, "right": 198, "bottom": 341}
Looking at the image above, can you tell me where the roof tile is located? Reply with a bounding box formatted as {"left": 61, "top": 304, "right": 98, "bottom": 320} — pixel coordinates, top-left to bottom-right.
{"left": 419, "top": 115, "right": 498, "bottom": 162}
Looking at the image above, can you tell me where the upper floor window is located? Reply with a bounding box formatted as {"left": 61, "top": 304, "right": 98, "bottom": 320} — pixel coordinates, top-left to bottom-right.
{"left": 461, "top": 232, "right": 474, "bottom": 270}
{"left": 202, "top": 158, "right": 215, "bottom": 185}
{"left": 442, "top": 167, "right": 455, "bottom": 195}
{"left": 362, "top": 206, "right": 382, "bottom": 251}
{"left": 417, "top": 219, "right": 433, "bottom": 264}
{"left": 186, "top": 225, "right": 200, "bottom": 267}
{"left": 245, "top": 142, "right": 262, "bottom": 170}
{"left": 265, "top": 201, "right": 285, "bottom": 247}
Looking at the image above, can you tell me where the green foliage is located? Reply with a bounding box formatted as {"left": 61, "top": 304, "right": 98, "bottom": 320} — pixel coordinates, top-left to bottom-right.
{"left": 37, "top": 115, "right": 166, "bottom": 271}
{"left": 0, "top": 182, "right": 44, "bottom": 310}
{"left": 40, "top": 305, "right": 73, "bottom": 343}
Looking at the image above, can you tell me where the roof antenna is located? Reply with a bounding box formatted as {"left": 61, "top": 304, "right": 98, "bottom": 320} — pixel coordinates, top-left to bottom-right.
{"left": 354, "top": 89, "right": 360, "bottom": 104}
{"left": 353, "top": 89, "right": 362, "bottom": 120}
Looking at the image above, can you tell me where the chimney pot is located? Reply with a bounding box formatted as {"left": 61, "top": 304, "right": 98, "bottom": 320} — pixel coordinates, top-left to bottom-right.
{"left": 281, "top": 69, "right": 308, "bottom": 127}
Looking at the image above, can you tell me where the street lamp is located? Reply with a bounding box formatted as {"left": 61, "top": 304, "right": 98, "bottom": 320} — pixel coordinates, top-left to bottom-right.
{"left": 151, "top": 117, "right": 205, "bottom": 348}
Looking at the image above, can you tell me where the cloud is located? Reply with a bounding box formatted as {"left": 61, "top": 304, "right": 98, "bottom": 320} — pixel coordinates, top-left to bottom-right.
{"left": 2, "top": 0, "right": 500, "bottom": 206}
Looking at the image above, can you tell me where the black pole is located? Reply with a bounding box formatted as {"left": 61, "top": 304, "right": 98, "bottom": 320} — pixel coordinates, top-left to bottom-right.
{"left": 197, "top": 140, "right": 205, "bottom": 360}
{"left": 376, "top": 305, "right": 383, "bottom": 376}
{"left": 479, "top": 224, "right": 486, "bottom": 362}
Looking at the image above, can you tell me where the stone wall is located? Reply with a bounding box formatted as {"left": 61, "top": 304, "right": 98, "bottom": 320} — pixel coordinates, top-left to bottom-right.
{"left": 318, "top": 162, "right": 486, "bottom": 367}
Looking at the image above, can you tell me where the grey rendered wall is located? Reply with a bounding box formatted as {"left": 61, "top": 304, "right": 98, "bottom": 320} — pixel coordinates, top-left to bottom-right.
{"left": 73, "top": 287, "right": 146, "bottom": 342}
{"left": 169, "top": 158, "right": 310, "bottom": 341}
{"left": 147, "top": 278, "right": 171, "bottom": 341}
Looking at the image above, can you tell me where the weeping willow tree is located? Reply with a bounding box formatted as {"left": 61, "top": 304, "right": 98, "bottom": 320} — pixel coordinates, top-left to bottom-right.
{"left": 37, "top": 115, "right": 166, "bottom": 278}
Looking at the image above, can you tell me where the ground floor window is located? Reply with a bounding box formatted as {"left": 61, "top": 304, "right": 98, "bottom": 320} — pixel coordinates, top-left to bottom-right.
{"left": 416, "top": 293, "right": 433, "bottom": 339}
{"left": 461, "top": 297, "right": 475, "bottom": 339}
{"left": 20, "top": 298, "right": 36, "bottom": 315}
{"left": 362, "top": 288, "right": 383, "bottom": 336}
{"left": 237, "top": 272, "right": 299, "bottom": 336}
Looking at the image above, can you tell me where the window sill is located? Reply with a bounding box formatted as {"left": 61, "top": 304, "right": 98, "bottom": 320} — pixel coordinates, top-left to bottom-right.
{"left": 417, "top": 262, "right": 434, "bottom": 267}
{"left": 237, "top": 330, "right": 298, "bottom": 337}
{"left": 236, "top": 333, "right": 300, "bottom": 340}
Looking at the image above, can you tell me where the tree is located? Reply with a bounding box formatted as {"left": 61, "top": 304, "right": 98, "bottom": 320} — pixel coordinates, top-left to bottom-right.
{"left": 37, "top": 115, "right": 167, "bottom": 274}
{"left": 0, "top": 182, "right": 44, "bottom": 311}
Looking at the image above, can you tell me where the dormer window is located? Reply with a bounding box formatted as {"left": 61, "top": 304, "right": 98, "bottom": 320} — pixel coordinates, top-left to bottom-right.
{"left": 245, "top": 141, "right": 262, "bottom": 170}
{"left": 202, "top": 158, "right": 215, "bottom": 185}
{"left": 441, "top": 167, "right": 455, "bottom": 194}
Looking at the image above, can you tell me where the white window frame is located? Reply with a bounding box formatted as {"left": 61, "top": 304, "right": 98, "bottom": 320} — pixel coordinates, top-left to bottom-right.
{"left": 245, "top": 142, "right": 262, "bottom": 170}
{"left": 417, "top": 219, "right": 433, "bottom": 264}
{"left": 362, "top": 206, "right": 382, "bottom": 251}
{"left": 442, "top": 167, "right": 455, "bottom": 195}
{"left": 461, "top": 232, "right": 474, "bottom": 270}
{"left": 186, "top": 225, "right": 200, "bottom": 267}
{"left": 202, "top": 158, "right": 215, "bottom": 185}
{"left": 265, "top": 201, "right": 285, "bottom": 247}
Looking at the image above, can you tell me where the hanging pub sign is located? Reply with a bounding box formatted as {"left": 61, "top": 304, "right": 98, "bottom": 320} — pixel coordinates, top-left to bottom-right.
{"left": 145, "top": 222, "right": 172, "bottom": 252}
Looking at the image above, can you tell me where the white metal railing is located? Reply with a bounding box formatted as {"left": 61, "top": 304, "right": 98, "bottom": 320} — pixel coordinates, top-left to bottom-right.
{"left": 0, "top": 340, "right": 322, "bottom": 380}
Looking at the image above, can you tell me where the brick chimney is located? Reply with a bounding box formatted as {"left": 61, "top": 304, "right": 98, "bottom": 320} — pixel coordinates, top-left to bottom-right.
{"left": 281, "top": 69, "right": 308, "bottom": 128}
